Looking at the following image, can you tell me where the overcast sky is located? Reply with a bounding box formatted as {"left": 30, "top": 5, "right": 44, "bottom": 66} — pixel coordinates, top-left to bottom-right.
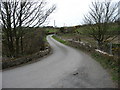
{"left": 46, "top": 0, "right": 119, "bottom": 27}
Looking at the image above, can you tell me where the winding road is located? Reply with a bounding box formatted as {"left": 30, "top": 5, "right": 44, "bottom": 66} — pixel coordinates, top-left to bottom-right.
{"left": 2, "top": 35, "right": 115, "bottom": 88}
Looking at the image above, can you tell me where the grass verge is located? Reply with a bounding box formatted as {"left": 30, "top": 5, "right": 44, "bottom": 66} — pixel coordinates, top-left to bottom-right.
{"left": 52, "top": 35, "right": 68, "bottom": 45}
{"left": 91, "top": 52, "right": 119, "bottom": 82}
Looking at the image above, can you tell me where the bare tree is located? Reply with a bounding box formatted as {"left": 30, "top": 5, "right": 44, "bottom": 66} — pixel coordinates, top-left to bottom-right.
{"left": 0, "top": 0, "right": 56, "bottom": 57}
{"left": 84, "top": 0, "right": 118, "bottom": 50}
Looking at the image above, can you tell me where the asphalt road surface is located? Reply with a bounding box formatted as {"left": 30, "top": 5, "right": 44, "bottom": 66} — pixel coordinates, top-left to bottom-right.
{"left": 2, "top": 35, "right": 116, "bottom": 88}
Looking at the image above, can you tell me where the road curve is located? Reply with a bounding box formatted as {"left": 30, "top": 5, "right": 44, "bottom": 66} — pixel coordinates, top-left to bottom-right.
{"left": 2, "top": 35, "right": 115, "bottom": 88}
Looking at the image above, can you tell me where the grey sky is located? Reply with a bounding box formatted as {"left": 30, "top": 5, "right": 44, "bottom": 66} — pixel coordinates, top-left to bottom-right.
{"left": 1, "top": 0, "right": 119, "bottom": 27}
{"left": 46, "top": 0, "right": 119, "bottom": 27}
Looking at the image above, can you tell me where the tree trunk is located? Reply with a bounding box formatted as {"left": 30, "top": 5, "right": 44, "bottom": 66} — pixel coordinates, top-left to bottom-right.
{"left": 16, "top": 37, "right": 19, "bottom": 57}
{"left": 20, "top": 36, "right": 23, "bottom": 54}
{"left": 7, "top": 29, "right": 15, "bottom": 57}
{"left": 98, "top": 41, "right": 103, "bottom": 50}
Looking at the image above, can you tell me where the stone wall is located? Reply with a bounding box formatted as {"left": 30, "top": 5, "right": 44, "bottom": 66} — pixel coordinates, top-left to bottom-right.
{"left": 67, "top": 40, "right": 118, "bottom": 61}
{"left": 68, "top": 40, "right": 96, "bottom": 52}
{"left": 2, "top": 46, "right": 51, "bottom": 69}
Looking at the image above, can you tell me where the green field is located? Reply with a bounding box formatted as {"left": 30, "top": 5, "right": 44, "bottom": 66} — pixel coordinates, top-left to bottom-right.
{"left": 45, "top": 28, "right": 58, "bottom": 33}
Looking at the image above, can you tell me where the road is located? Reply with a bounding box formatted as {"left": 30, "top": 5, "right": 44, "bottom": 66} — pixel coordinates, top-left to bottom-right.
{"left": 2, "top": 35, "right": 115, "bottom": 88}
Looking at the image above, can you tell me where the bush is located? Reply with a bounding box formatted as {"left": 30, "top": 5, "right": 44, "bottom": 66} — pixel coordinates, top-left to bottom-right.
{"left": 23, "top": 29, "right": 46, "bottom": 55}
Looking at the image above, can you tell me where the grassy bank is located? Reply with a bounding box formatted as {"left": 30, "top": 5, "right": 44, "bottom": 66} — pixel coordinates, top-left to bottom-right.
{"left": 52, "top": 35, "right": 68, "bottom": 45}
{"left": 52, "top": 35, "right": 119, "bottom": 85}
{"left": 92, "top": 52, "right": 119, "bottom": 81}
